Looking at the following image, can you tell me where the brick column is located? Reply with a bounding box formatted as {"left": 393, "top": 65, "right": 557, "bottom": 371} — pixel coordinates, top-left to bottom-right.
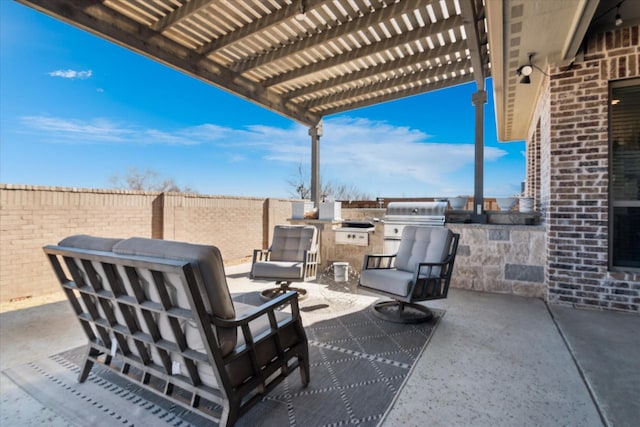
{"left": 544, "top": 25, "right": 639, "bottom": 310}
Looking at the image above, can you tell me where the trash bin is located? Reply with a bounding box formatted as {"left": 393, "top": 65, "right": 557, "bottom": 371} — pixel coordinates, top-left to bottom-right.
{"left": 333, "top": 262, "right": 349, "bottom": 282}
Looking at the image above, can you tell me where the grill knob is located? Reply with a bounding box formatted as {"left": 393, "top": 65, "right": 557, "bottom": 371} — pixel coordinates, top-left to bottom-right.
{"left": 394, "top": 228, "right": 399, "bottom": 234}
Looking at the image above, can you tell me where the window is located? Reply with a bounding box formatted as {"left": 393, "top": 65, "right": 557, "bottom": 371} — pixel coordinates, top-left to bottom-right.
{"left": 610, "top": 79, "right": 640, "bottom": 270}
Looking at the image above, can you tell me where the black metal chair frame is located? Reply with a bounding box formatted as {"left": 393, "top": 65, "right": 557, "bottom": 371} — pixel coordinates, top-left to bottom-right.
{"left": 44, "top": 243, "right": 309, "bottom": 426}
{"left": 359, "top": 232, "right": 460, "bottom": 323}
{"left": 250, "top": 225, "right": 319, "bottom": 301}
{"left": 251, "top": 248, "right": 318, "bottom": 300}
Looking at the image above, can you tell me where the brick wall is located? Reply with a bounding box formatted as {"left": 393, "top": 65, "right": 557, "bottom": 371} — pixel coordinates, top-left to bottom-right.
{"left": 159, "top": 193, "right": 267, "bottom": 260}
{"left": 0, "top": 185, "right": 291, "bottom": 302}
{"left": 525, "top": 120, "right": 541, "bottom": 210}
{"left": 527, "top": 25, "right": 639, "bottom": 312}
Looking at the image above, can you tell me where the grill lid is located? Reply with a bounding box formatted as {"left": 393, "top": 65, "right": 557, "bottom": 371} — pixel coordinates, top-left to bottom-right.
{"left": 384, "top": 201, "right": 448, "bottom": 217}
{"left": 384, "top": 201, "right": 447, "bottom": 225}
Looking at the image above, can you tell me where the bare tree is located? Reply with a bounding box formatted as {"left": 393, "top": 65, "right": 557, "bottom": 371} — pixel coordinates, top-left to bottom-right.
{"left": 287, "top": 163, "right": 370, "bottom": 201}
{"left": 323, "top": 180, "right": 371, "bottom": 201}
{"left": 109, "top": 167, "right": 195, "bottom": 193}
{"left": 286, "top": 162, "right": 311, "bottom": 199}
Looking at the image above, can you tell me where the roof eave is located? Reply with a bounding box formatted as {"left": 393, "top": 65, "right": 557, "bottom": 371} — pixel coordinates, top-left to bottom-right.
{"left": 486, "top": 0, "right": 599, "bottom": 143}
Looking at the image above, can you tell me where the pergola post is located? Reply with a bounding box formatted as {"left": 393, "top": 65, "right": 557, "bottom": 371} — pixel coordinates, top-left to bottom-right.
{"left": 309, "top": 120, "right": 323, "bottom": 207}
{"left": 472, "top": 89, "right": 487, "bottom": 223}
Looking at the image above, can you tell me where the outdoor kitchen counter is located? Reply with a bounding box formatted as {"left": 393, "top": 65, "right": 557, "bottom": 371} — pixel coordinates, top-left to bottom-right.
{"left": 291, "top": 215, "right": 546, "bottom": 299}
{"left": 289, "top": 219, "right": 385, "bottom": 275}
{"left": 439, "top": 221, "right": 547, "bottom": 298}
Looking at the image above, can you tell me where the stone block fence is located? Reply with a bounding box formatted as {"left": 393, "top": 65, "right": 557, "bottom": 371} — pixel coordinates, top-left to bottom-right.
{"left": 2, "top": 184, "right": 637, "bottom": 312}
{"left": 0, "top": 184, "right": 291, "bottom": 303}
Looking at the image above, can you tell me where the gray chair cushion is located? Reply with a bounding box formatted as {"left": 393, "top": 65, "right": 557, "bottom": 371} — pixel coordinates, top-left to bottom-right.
{"left": 359, "top": 268, "right": 415, "bottom": 297}
{"left": 59, "top": 235, "right": 123, "bottom": 252}
{"left": 113, "top": 238, "right": 235, "bottom": 319}
{"left": 251, "top": 261, "right": 304, "bottom": 280}
{"left": 395, "top": 226, "right": 453, "bottom": 275}
{"left": 270, "top": 225, "right": 316, "bottom": 262}
{"left": 113, "top": 237, "right": 237, "bottom": 356}
{"left": 58, "top": 235, "right": 125, "bottom": 348}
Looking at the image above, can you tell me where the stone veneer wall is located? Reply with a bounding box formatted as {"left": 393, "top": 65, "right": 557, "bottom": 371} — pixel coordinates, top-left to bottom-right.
{"left": 313, "top": 209, "right": 547, "bottom": 299}
{"left": 447, "top": 224, "right": 546, "bottom": 298}
{"left": 527, "top": 25, "right": 640, "bottom": 312}
{"left": 0, "top": 185, "right": 291, "bottom": 303}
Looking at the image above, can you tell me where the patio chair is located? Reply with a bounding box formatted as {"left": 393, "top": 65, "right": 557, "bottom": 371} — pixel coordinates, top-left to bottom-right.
{"left": 43, "top": 235, "right": 309, "bottom": 426}
{"left": 358, "top": 226, "right": 460, "bottom": 323}
{"left": 250, "top": 225, "right": 319, "bottom": 300}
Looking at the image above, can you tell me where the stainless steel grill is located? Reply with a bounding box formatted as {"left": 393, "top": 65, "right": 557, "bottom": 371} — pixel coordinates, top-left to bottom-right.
{"left": 383, "top": 201, "right": 448, "bottom": 252}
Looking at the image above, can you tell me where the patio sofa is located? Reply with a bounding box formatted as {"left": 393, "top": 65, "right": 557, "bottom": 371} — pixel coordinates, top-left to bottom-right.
{"left": 43, "top": 235, "right": 309, "bottom": 426}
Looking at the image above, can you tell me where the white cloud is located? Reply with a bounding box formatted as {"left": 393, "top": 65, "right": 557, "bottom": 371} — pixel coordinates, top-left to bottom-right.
{"left": 18, "top": 114, "right": 512, "bottom": 196}
{"left": 48, "top": 69, "right": 93, "bottom": 79}
{"left": 21, "top": 116, "right": 134, "bottom": 143}
{"left": 19, "top": 116, "right": 238, "bottom": 145}
{"left": 223, "top": 116, "right": 509, "bottom": 196}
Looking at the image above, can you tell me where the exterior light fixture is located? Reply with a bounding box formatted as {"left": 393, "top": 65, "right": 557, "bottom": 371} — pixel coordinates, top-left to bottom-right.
{"left": 517, "top": 54, "right": 534, "bottom": 84}
{"left": 592, "top": 0, "right": 626, "bottom": 29}
{"left": 517, "top": 64, "right": 533, "bottom": 84}
{"left": 615, "top": 2, "right": 623, "bottom": 26}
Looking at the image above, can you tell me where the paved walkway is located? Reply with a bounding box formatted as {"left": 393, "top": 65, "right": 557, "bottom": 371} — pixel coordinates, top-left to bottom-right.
{"left": 1, "top": 264, "right": 638, "bottom": 426}
{"left": 381, "top": 290, "right": 637, "bottom": 427}
{"left": 548, "top": 304, "right": 640, "bottom": 427}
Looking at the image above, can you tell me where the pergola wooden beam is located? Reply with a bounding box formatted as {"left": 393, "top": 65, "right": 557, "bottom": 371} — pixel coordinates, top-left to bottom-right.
{"left": 262, "top": 14, "right": 464, "bottom": 88}
{"left": 19, "top": 0, "right": 322, "bottom": 126}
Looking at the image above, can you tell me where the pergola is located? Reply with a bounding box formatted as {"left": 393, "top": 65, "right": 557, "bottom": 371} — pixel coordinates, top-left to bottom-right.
{"left": 17, "top": 0, "right": 608, "bottom": 217}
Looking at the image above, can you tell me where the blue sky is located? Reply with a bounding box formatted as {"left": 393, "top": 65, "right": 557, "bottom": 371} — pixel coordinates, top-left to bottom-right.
{"left": 0, "top": 1, "right": 525, "bottom": 199}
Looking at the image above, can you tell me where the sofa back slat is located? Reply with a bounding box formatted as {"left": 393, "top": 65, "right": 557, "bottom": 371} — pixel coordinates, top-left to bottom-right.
{"left": 44, "top": 235, "right": 311, "bottom": 426}
{"left": 47, "top": 244, "right": 226, "bottom": 389}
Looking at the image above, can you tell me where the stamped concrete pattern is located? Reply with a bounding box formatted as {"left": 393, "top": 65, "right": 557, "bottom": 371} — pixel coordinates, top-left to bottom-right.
{"left": 550, "top": 305, "right": 640, "bottom": 427}
{"left": 1, "top": 263, "right": 638, "bottom": 427}
{"left": 381, "top": 291, "right": 603, "bottom": 427}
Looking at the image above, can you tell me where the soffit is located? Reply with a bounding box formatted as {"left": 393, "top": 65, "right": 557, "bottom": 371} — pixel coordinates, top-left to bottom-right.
{"left": 18, "top": 0, "right": 490, "bottom": 127}
{"left": 486, "top": 0, "right": 596, "bottom": 142}
{"left": 487, "top": 0, "right": 640, "bottom": 143}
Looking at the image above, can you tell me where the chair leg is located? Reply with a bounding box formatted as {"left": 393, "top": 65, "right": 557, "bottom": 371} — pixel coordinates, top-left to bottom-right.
{"left": 260, "top": 281, "right": 308, "bottom": 301}
{"left": 299, "top": 346, "right": 310, "bottom": 386}
{"left": 78, "top": 345, "right": 100, "bottom": 382}
{"left": 371, "top": 300, "right": 434, "bottom": 324}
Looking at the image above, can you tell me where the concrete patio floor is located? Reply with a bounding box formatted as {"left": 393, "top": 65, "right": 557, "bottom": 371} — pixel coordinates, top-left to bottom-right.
{"left": 1, "top": 263, "right": 638, "bottom": 426}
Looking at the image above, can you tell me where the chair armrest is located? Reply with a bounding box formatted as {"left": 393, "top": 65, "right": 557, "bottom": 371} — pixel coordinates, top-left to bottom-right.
{"left": 303, "top": 249, "right": 318, "bottom": 264}
{"left": 415, "top": 252, "right": 455, "bottom": 277}
{"left": 213, "top": 291, "right": 300, "bottom": 328}
{"left": 301, "top": 250, "right": 318, "bottom": 280}
{"left": 252, "top": 248, "right": 271, "bottom": 263}
{"left": 415, "top": 261, "right": 446, "bottom": 278}
{"left": 363, "top": 253, "right": 396, "bottom": 270}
